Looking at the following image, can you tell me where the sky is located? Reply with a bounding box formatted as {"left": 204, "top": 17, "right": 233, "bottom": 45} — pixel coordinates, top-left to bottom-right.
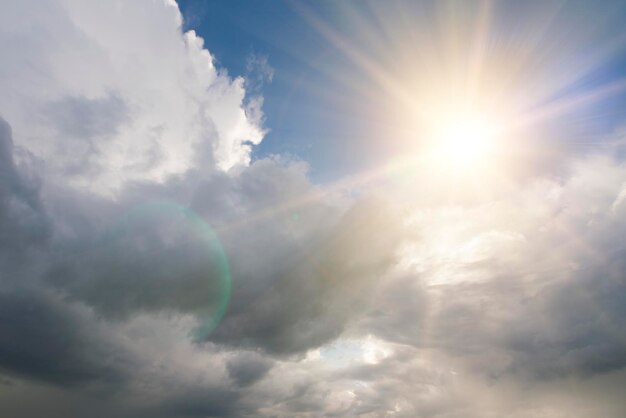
{"left": 1, "top": 1, "right": 626, "bottom": 417}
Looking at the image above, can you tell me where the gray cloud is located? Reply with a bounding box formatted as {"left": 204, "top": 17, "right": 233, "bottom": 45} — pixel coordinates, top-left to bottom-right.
{"left": 0, "top": 289, "right": 133, "bottom": 388}
{"left": 226, "top": 352, "right": 273, "bottom": 387}
{"left": 40, "top": 93, "right": 130, "bottom": 177}
{"left": 209, "top": 197, "right": 404, "bottom": 354}
{"left": 0, "top": 118, "right": 49, "bottom": 260}
{"left": 43, "top": 93, "right": 129, "bottom": 141}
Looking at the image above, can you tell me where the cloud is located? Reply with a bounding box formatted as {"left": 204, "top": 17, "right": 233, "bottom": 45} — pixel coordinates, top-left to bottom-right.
{"left": 0, "top": 0, "right": 264, "bottom": 192}
{"left": 226, "top": 352, "right": 274, "bottom": 387}
{"left": 357, "top": 153, "right": 626, "bottom": 384}
{"left": 0, "top": 118, "right": 49, "bottom": 260}
{"left": 0, "top": 289, "right": 133, "bottom": 388}
{"left": 245, "top": 53, "right": 275, "bottom": 93}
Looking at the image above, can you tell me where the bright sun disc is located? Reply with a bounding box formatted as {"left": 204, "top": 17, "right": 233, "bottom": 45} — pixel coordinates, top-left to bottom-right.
{"left": 426, "top": 107, "right": 503, "bottom": 170}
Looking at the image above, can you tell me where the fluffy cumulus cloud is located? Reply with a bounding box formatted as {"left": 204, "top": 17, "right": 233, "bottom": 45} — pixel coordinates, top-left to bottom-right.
{"left": 0, "top": 0, "right": 263, "bottom": 192}
{"left": 1, "top": 1, "right": 626, "bottom": 417}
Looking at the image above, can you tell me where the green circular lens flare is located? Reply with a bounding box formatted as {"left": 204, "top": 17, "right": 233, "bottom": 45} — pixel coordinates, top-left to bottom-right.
{"left": 105, "top": 201, "right": 231, "bottom": 339}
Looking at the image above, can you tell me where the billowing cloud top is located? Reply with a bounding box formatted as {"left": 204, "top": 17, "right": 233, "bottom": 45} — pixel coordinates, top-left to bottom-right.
{"left": 0, "top": 0, "right": 263, "bottom": 193}
{"left": 1, "top": 1, "right": 626, "bottom": 418}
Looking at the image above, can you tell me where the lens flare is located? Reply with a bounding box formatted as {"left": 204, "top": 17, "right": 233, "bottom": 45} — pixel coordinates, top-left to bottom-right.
{"left": 104, "top": 201, "right": 231, "bottom": 339}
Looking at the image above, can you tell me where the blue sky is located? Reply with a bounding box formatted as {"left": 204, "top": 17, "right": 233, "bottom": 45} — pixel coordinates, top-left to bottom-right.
{"left": 178, "top": 0, "right": 626, "bottom": 182}
{"left": 179, "top": 0, "right": 372, "bottom": 182}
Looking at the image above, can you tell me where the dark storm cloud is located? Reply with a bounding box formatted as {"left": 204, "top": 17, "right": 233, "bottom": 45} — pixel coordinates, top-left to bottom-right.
{"left": 46, "top": 200, "right": 232, "bottom": 320}
{"left": 0, "top": 118, "right": 133, "bottom": 390}
{"left": 0, "top": 118, "right": 49, "bottom": 259}
{"left": 42, "top": 159, "right": 340, "bottom": 327}
{"left": 160, "top": 387, "right": 240, "bottom": 418}
{"left": 226, "top": 352, "right": 273, "bottom": 387}
{"left": 0, "top": 289, "right": 132, "bottom": 387}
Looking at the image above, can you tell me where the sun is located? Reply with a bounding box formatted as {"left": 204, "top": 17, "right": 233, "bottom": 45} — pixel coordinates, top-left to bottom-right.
{"left": 423, "top": 104, "right": 505, "bottom": 173}
{"left": 379, "top": 100, "right": 513, "bottom": 191}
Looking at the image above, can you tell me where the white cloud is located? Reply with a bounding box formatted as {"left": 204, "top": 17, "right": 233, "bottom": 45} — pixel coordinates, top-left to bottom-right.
{"left": 0, "top": 0, "right": 264, "bottom": 193}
